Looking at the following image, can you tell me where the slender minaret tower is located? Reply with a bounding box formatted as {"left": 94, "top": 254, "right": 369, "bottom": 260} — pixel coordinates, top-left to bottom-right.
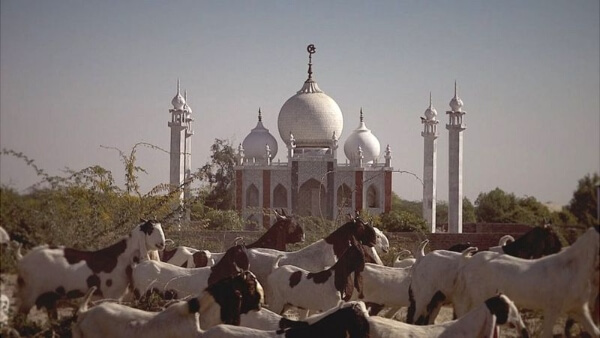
{"left": 446, "top": 81, "right": 466, "bottom": 233}
{"left": 168, "top": 80, "right": 194, "bottom": 203}
{"left": 421, "top": 93, "right": 439, "bottom": 232}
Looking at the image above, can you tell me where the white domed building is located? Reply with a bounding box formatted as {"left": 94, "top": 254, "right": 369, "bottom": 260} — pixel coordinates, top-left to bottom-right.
{"left": 234, "top": 45, "right": 393, "bottom": 228}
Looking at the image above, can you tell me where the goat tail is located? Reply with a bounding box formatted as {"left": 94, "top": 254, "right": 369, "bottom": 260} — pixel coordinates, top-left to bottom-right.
{"left": 272, "top": 255, "right": 285, "bottom": 272}
{"left": 498, "top": 235, "right": 515, "bottom": 246}
{"left": 394, "top": 249, "right": 413, "bottom": 262}
{"left": 415, "top": 239, "right": 430, "bottom": 262}
{"left": 77, "top": 286, "right": 97, "bottom": 315}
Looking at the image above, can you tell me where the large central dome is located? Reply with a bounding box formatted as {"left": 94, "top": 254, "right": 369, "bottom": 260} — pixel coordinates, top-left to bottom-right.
{"left": 277, "top": 45, "right": 343, "bottom": 148}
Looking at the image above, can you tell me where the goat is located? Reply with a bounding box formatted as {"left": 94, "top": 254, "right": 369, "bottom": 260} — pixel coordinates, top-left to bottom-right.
{"left": 453, "top": 226, "right": 600, "bottom": 338}
{"left": 197, "top": 270, "right": 264, "bottom": 329}
{"left": 369, "top": 294, "right": 529, "bottom": 338}
{"left": 266, "top": 241, "right": 366, "bottom": 315}
{"left": 131, "top": 244, "right": 249, "bottom": 301}
{"left": 161, "top": 209, "right": 304, "bottom": 268}
{"left": 72, "top": 286, "right": 201, "bottom": 338}
{"left": 406, "top": 244, "right": 478, "bottom": 325}
{"left": 485, "top": 224, "right": 562, "bottom": 259}
{"left": 246, "top": 216, "right": 377, "bottom": 300}
{"left": 16, "top": 219, "right": 165, "bottom": 319}
{"left": 74, "top": 270, "right": 264, "bottom": 337}
{"left": 198, "top": 301, "right": 371, "bottom": 338}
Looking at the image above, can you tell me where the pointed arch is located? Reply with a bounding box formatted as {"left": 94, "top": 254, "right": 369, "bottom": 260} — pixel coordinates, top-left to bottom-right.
{"left": 273, "top": 184, "right": 288, "bottom": 208}
{"left": 367, "top": 184, "right": 379, "bottom": 208}
{"left": 298, "top": 178, "right": 327, "bottom": 217}
{"left": 337, "top": 184, "right": 352, "bottom": 208}
{"left": 246, "top": 184, "right": 259, "bottom": 208}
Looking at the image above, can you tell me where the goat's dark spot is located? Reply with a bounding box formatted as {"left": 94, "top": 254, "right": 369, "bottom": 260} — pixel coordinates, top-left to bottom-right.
{"left": 86, "top": 274, "right": 101, "bottom": 291}
{"left": 289, "top": 271, "right": 302, "bottom": 288}
{"left": 139, "top": 220, "right": 155, "bottom": 236}
{"left": 161, "top": 247, "right": 178, "bottom": 263}
{"left": 407, "top": 285, "right": 416, "bottom": 323}
{"left": 193, "top": 251, "right": 209, "bottom": 268}
{"left": 106, "top": 279, "right": 112, "bottom": 287}
{"left": 416, "top": 290, "right": 446, "bottom": 325}
{"left": 17, "top": 276, "right": 24, "bottom": 288}
{"left": 55, "top": 286, "right": 66, "bottom": 296}
{"left": 36, "top": 291, "right": 60, "bottom": 310}
{"left": 485, "top": 295, "right": 509, "bottom": 324}
{"left": 126, "top": 264, "right": 133, "bottom": 281}
{"left": 188, "top": 297, "right": 200, "bottom": 313}
{"left": 133, "top": 288, "right": 141, "bottom": 299}
{"left": 307, "top": 270, "right": 332, "bottom": 284}
{"left": 64, "top": 239, "right": 127, "bottom": 274}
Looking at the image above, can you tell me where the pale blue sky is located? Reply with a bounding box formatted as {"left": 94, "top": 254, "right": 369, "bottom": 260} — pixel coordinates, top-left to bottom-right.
{"left": 1, "top": 0, "right": 598, "bottom": 206}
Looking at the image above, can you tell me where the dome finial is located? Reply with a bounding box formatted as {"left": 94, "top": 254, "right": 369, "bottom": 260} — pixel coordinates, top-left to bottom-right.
{"left": 307, "top": 44, "right": 316, "bottom": 81}
{"left": 429, "top": 92, "right": 432, "bottom": 108}
{"left": 258, "top": 107, "right": 262, "bottom": 122}
{"left": 177, "top": 78, "right": 181, "bottom": 95}
{"left": 360, "top": 108, "right": 364, "bottom": 123}
{"left": 449, "top": 80, "right": 464, "bottom": 111}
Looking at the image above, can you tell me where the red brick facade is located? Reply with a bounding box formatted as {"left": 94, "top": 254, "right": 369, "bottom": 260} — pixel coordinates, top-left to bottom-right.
{"left": 262, "top": 170, "right": 271, "bottom": 228}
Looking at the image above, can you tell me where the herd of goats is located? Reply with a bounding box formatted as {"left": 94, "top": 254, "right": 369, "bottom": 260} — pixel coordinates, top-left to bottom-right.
{"left": 0, "top": 210, "right": 598, "bottom": 337}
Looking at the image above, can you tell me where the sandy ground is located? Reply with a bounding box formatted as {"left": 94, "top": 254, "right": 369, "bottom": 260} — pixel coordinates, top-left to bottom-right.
{"left": 0, "top": 273, "right": 592, "bottom": 337}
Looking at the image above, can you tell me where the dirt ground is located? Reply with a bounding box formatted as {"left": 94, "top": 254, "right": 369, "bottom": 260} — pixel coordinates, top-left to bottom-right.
{"left": 0, "top": 273, "right": 592, "bottom": 337}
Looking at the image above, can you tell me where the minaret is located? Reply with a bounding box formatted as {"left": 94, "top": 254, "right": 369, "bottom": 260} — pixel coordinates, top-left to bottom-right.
{"left": 421, "top": 93, "right": 439, "bottom": 232}
{"left": 168, "top": 79, "right": 194, "bottom": 204}
{"left": 446, "top": 82, "right": 466, "bottom": 233}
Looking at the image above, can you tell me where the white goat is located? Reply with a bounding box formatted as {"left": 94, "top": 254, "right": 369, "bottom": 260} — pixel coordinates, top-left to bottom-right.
{"left": 16, "top": 219, "right": 166, "bottom": 318}
{"left": 266, "top": 243, "right": 366, "bottom": 315}
{"left": 72, "top": 286, "right": 201, "bottom": 338}
{"left": 0, "top": 227, "right": 9, "bottom": 245}
{"left": 453, "top": 226, "right": 600, "bottom": 338}
{"left": 199, "top": 301, "right": 371, "bottom": 338}
{"left": 0, "top": 294, "right": 9, "bottom": 328}
{"left": 131, "top": 244, "right": 249, "bottom": 301}
{"left": 407, "top": 244, "right": 478, "bottom": 325}
{"left": 368, "top": 294, "right": 529, "bottom": 338}
{"left": 161, "top": 245, "right": 215, "bottom": 268}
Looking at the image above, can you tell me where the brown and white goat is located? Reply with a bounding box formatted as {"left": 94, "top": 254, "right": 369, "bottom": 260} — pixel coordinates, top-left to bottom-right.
{"left": 266, "top": 241, "right": 366, "bottom": 315}
{"left": 131, "top": 244, "right": 249, "bottom": 301}
{"left": 16, "top": 219, "right": 165, "bottom": 319}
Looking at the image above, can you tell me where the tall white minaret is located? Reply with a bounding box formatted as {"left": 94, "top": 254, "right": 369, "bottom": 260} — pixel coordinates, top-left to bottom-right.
{"left": 421, "top": 93, "right": 439, "bottom": 232}
{"left": 168, "top": 79, "right": 194, "bottom": 202}
{"left": 446, "top": 81, "right": 466, "bottom": 233}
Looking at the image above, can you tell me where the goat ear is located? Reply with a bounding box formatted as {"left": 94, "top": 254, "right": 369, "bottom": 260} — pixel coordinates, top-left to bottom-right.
{"left": 274, "top": 209, "right": 283, "bottom": 220}
{"left": 281, "top": 208, "right": 287, "bottom": 217}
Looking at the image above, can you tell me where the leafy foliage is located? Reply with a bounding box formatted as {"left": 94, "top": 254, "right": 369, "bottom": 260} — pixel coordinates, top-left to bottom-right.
{"left": 197, "top": 138, "right": 237, "bottom": 210}
{"left": 567, "top": 172, "right": 599, "bottom": 226}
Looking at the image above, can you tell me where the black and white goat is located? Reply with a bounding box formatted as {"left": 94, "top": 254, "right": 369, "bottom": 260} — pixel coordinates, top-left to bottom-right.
{"left": 406, "top": 244, "right": 478, "bottom": 325}
{"left": 246, "top": 216, "right": 376, "bottom": 298}
{"left": 453, "top": 226, "right": 600, "bottom": 338}
{"left": 485, "top": 224, "right": 562, "bottom": 259}
{"left": 16, "top": 219, "right": 166, "bottom": 319}
{"left": 369, "top": 294, "right": 529, "bottom": 338}
{"left": 198, "top": 301, "right": 371, "bottom": 338}
{"left": 73, "top": 270, "right": 264, "bottom": 337}
{"left": 266, "top": 241, "right": 366, "bottom": 315}
{"left": 131, "top": 244, "right": 249, "bottom": 301}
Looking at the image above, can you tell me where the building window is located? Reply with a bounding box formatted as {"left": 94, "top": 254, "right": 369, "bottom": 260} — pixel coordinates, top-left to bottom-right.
{"left": 298, "top": 179, "right": 326, "bottom": 217}
{"left": 273, "top": 184, "right": 288, "bottom": 208}
{"left": 367, "top": 185, "right": 378, "bottom": 208}
{"left": 337, "top": 184, "right": 352, "bottom": 207}
{"left": 246, "top": 184, "right": 259, "bottom": 208}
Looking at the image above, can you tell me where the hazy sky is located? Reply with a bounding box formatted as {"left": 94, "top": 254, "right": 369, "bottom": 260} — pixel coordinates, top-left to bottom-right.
{"left": 1, "top": 0, "right": 598, "bottom": 207}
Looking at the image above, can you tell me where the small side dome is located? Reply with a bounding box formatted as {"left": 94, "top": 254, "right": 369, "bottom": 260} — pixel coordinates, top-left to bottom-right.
{"left": 449, "top": 81, "right": 464, "bottom": 112}
{"left": 171, "top": 80, "right": 186, "bottom": 110}
{"left": 344, "top": 109, "right": 381, "bottom": 163}
{"left": 424, "top": 93, "right": 437, "bottom": 120}
{"left": 242, "top": 109, "right": 279, "bottom": 161}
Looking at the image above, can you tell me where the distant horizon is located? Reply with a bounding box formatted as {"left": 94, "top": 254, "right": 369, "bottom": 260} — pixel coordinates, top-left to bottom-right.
{"left": 1, "top": 1, "right": 598, "bottom": 207}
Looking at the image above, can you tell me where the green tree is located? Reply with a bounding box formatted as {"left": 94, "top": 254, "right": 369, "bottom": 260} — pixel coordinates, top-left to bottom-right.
{"left": 463, "top": 197, "right": 477, "bottom": 223}
{"left": 567, "top": 173, "right": 599, "bottom": 226}
{"left": 198, "top": 138, "right": 237, "bottom": 210}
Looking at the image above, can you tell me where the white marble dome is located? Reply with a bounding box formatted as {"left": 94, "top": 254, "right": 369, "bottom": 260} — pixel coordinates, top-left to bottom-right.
{"left": 243, "top": 110, "right": 278, "bottom": 161}
{"left": 344, "top": 110, "right": 381, "bottom": 163}
{"left": 278, "top": 79, "right": 344, "bottom": 148}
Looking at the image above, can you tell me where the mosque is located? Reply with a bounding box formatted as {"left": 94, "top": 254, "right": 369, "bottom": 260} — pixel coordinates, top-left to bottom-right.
{"left": 167, "top": 45, "right": 467, "bottom": 233}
